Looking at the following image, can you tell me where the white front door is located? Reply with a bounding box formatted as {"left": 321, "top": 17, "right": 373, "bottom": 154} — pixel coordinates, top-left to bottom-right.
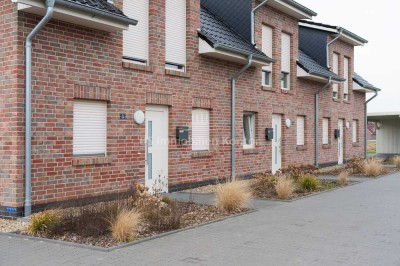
{"left": 272, "top": 114, "right": 282, "bottom": 174}
{"left": 145, "top": 105, "right": 169, "bottom": 193}
{"left": 338, "top": 119, "right": 344, "bottom": 165}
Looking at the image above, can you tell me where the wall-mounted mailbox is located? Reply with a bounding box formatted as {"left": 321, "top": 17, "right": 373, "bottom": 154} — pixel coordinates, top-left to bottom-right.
{"left": 334, "top": 129, "right": 341, "bottom": 139}
{"left": 176, "top": 126, "right": 189, "bottom": 143}
{"left": 265, "top": 128, "right": 274, "bottom": 141}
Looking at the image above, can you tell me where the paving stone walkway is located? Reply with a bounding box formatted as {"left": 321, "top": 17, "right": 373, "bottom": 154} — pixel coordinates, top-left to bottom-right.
{"left": 2, "top": 173, "right": 400, "bottom": 266}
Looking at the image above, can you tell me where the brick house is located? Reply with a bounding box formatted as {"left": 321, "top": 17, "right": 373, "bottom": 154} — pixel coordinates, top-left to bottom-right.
{"left": 0, "top": 0, "right": 379, "bottom": 217}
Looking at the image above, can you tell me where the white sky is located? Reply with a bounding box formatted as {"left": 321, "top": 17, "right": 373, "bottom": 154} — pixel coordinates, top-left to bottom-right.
{"left": 299, "top": 0, "right": 400, "bottom": 113}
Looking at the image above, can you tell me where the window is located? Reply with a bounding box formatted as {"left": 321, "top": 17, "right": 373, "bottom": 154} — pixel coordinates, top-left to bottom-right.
{"left": 281, "top": 32, "right": 291, "bottom": 90}
{"left": 297, "top": 116, "right": 305, "bottom": 146}
{"left": 192, "top": 109, "right": 210, "bottom": 151}
{"left": 343, "top": 57, "right": 349, "bottom": 101}
{"left": 352, "top": 120, "right": 358, "bottom": 143}
{"left": 123, "top": 0, "right": 148, "bottom": 65}
{"left": 262, "top": 25, "right": 273, "bottom": 86}
{"left": 322, "top": 118, "right": 329, "bottom": 145}
{"left": 243, "top": 112, "right": 256, "bottom": 149}
{"left": 332, "top": 53, "right": 339, "bottom": 99}
{"left": 73, "top": 100, "right": 107, "bottom": 156}
{"left": 165, "top": 0, "right": 186, "bottom": 71}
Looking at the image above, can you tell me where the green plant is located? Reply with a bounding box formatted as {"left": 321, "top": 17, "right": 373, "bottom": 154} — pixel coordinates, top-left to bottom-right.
{"left": 215, "top": 181, "right": 252, "bottom": 212}
{"left": 275, "top": 177, "right": 295, "bottom": 199}
{"left": 109, "top": 209, "right": 141, "bottom": 242}
{"left": 161, "top": 196, "right": 173, "bottom": 205}
{"left": 28, "top": 210, "right": 60, "bottom": 234}
{"left": 299, "top": 175, "right": 320, "bottom": 191}
{"left": 338, "top": 171, "right": 349, "bottom": 185}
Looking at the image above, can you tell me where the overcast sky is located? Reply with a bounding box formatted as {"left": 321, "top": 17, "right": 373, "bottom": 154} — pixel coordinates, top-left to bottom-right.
{"left": 299, "top": 0, "right": 400, "bottom": 113}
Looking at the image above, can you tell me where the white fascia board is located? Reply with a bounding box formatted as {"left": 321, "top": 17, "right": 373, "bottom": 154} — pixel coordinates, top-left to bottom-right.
{"left": 269, "top": 0, "right": 312, "bottom": 19}
{"left": 340, "top": 34, "right": 364, "bottom": 46}
{"left": 298, "top": 22, "right": 337, "bottom": 33}
{"left": 199, "top": 38, "right": 269, "bottom": 67}
{"left": 297, "top": 66, "right": 341, "bottom": 84}
{"left": 12, "top": 0, "right": 129, "bottom": 32}
{"left": 353, "top": 81, "right": 375, "bottom": 93}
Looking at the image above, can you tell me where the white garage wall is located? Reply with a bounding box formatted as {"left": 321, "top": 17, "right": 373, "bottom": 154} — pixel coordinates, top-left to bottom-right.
{"left": 376, "top": 118, "right": 400, "bottom": 154}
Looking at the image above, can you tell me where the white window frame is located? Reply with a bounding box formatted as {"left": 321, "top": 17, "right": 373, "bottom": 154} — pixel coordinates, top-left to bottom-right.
{"left": 343, "top": 57, "right": 349, "bottom": 101}
{"left": 297, "top": 116, "right": 305, "bottom": 146}
{"left": 352, "top": 120, "right": 358, "bottom": 143}
{"left": 332, "top": 53, "right": 339, "bottom": 99}
{"left": 192, "top": 109, "right": 210, "bottom": 151}
{"left": 165, "top": 0, "right": 186, "bottom": 72}
{"left": 123, "top": 0, "right": 149, "bottom": 65}
{"left": 243, "top": 112, "right": 256, "bottom": 149}
{"left": 262, "top": 25, "right": 273, "bottom": 87}
{"left": 322, "top": 118, "right": 329, "bottom": 145}
{"left": 281, "top": 32, "right": 291, "bottom": 90}
{"left": 73, "top": 100, "right": 107, "bottom": 156}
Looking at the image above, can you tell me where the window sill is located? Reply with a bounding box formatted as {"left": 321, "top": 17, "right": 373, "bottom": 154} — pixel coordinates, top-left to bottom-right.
{"left": 281, "top": 89, "right": 292, "bottom": 95}
{"left": 343, "top": 100, "right": 351, "bottom": 104}
{"left": 332, "top": 98, "right": 341, "bottom": 103}
{"left": 73, "top": 156, "right": 113, "bottom": 166}
{"left": 243, "top": 148, "right": 260, "bottom": 155}
{"left": 352, "top": 143, "right": 360, "bottom": 147}
{"left": 296, "top": 145, "right": 308, "bottom": 151}
{"left": 322, "top": 144, "right": 332, "bottom": 149}
{"left": 165, "top": 69, "right": 190, "bottom": 78}
{"left": 122, "top": 61, "right": 154, "bottom": 72}
{"left": 261, "top": 85, "right": 275, "bottom": 92}
{"left": 191, "top": 151, "right": 213, "bottom": 158}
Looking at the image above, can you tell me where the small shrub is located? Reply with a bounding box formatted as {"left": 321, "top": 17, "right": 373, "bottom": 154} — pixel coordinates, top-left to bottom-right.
{"left": 299, "top": 175, "right": 320, "bottom": 191}
{"left": 161, "top": 196, "right": 173, "bottom": 205}
{"left": 144, "top": 202, "right": 183, "bottom": 231}
{"left": 346, "top": 157, "right": 365, "bottom": 174}
{"left": 392, "top": 156, "right": 400, "bottom": 169}
{"left": 363, "top": 158, "right": 384, "bottom": 177}
{"left": 338, "top": 171, "right": 349, "bottom": 185}
{"left": 254, "top": 174, "right": 278, "bottom": 190}
{"left": 216, "top": 181, "right": 252, "bottom": 212}
{"left": 109, "top": 209, "right": 141, "bottom": 242}
{"left": 28, "top": 210, "right": 60, "bottom": 234}
{"left": 280, "top": 164, "right": 318, "bottom": 180}
{"left": 275, "top": 177, "right": 295, "bottom": 199}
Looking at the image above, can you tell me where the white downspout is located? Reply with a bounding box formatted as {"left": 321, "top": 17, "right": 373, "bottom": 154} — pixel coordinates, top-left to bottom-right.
{"left": 25, "top": 0, "right": 55, "bottom": 217}
{"left": 326, "top": 29, "right": 343, "bottom": 69}
{"left": 251, "top": 0, "right": 270, "bottom": 46}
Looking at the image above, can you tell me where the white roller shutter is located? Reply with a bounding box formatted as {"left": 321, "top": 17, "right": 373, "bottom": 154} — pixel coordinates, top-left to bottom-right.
{"left": 297, "top": 116, "right": 305, "bottom": 146}
{"left": 123, "top": 0, "right": 148, "bottom": 63}
{"left": 165, "top": 0, "right": 186, "bottom": 67}
{"left": 262, "top": 25, "right": 273, "bottom": 72}
{"left": 344, "top": 57, "right": 349, "bottom": 95}
{"left": 353, "top": 120, "right": 357, "bottom": 143}
{"left": 323, "top": 118, "right": 329, "bottom": 144}
{"left": 73, "top": 100, "right": 107, "bottom": 156}
{"left": 281, "top": 33, "right": 291, "bottom": 73}
{"left": 332, "top": 53, "right": 339, "bottom": 95}
{"left": 192, "top": 109, "right": 210, "bottom": 151}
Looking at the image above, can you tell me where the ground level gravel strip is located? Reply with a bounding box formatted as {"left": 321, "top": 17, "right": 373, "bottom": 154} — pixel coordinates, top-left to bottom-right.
{"left": 0, "top": 219, "right": 27, "bottom": 233}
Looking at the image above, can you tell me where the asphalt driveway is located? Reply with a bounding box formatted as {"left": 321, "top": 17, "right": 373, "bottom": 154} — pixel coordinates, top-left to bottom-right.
{"left": 1, "top": 173, "right": 400, "bottom": 266}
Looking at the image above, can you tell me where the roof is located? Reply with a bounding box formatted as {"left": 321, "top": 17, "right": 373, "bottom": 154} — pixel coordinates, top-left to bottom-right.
{"left": 279, "top": 0, "right": 317, "bottom": 17}
{"left": 299, "top": 20, "right": 368, "bottom": 45}
{"left": 60, "top": 0, "right": 137, "bottom": 25}
{"left": 297, "top": 50, "right": 344, "bottom": 81}
{"left": 353, "top": 72, "right": 380, "bottom": 91}
{"left": 198, "top": 6, "right": 273, "bottom": 63}
{"left": 368, "top": 112, "right": 400, "bottom": 119}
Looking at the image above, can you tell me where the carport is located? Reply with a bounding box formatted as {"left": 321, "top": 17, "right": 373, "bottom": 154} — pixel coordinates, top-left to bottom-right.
{"left": 368, "top": 112, "right": 400, "bottom": 155}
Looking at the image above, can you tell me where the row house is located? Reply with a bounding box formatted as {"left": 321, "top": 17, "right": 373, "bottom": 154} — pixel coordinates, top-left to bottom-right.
{"left": 0, "top": 0, "right": 379, "bottom": 217}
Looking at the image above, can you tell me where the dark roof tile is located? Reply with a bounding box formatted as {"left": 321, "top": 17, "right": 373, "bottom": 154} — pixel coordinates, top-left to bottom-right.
{"left": 297, "top": 50, "right": 343, "bottom": 81}
{"left": 353, "top": 72, "right": 380, "bottom": 91}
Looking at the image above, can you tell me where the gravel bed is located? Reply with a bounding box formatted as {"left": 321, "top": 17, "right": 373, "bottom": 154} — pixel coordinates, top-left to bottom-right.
{"left": 184, "top": 180, "right": 255, "bottom": 194}
{"left": 0, "top": 218, "right": 27, "bottom": 233}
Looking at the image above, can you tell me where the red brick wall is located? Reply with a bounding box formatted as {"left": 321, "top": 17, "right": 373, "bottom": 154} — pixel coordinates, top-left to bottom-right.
{"left": 0, "top": 0, "right": 366, "bottom": 209}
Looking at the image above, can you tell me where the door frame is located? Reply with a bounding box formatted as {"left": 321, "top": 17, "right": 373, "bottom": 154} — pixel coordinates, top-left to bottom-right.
{"left": 145, "top": 105, "right": 169, "bottom": 192}
{"left": 272, "top": 114, "right": 282, "bottom": 174}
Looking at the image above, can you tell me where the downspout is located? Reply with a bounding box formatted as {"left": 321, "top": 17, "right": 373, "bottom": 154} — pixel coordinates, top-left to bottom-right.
{"left": 326, "top": 29, "right": 343, "bottom": 69}
{"left": 251, "top": 0, "right": 270, "bottom": 46}
{"left": 231, "top": 55, "right": 253, "bottom": 181}
{"left": 25, "top": 0, "right": 55, "bottom": 217}
{"left": 315, "top": 77, "right": 333, "bottom": 167}
{"left": 364, "top": 90, "right": 378, "bottom": 158}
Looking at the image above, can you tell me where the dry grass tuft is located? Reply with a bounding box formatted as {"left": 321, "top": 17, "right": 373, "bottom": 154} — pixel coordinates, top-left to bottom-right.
{"left": 275, "top": 177, "right": 295, "bottom": 199}
{"left": 363, "top": 158, "right": 384, "bottom": 177}
{"left": 338, "top": 171, "right": 350, "bottom": 185}
{"left": 109, "top": 209, "right": 141, "bottom": 243}
{"left": 216, "top": 181, "right": 252, "bottom": 212}
{"left": 392, "top": 156, "right": 400, "bottom": 169}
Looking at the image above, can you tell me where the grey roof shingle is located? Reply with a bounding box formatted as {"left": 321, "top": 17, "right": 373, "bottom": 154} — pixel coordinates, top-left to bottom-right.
{"left": 199, "top": 6, "right": 273, "bottom": 63}
{"left": 353, "top": 72, "right": 380, "bottom": 91}
{"left": 60, "top": 0, "right": 137, "bottom": 25}
{"left": 297, "top": 50, "right": 344, "bottom": 81}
